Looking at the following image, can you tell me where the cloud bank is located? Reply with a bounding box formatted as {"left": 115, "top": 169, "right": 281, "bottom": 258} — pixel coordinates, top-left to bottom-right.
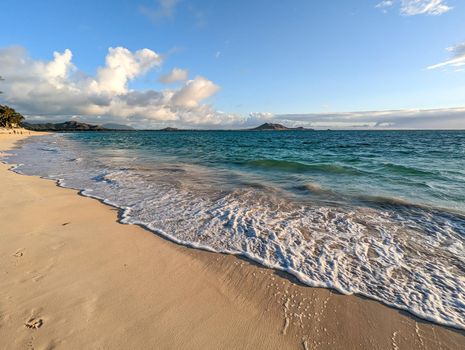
{"left": 376, "top": 0, "right": 452, "bottom": 15}
{"left": 257, "top": 108, "right": 465, "bottom": 129}
{"left": 0, "top": 45, "right": 241, "bottom": 128}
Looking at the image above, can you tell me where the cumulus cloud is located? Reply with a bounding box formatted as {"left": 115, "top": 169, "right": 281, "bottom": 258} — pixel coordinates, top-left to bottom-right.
{"left": 171, "top": 76, "right": 220, "bottom": 108}
{"left": 0, "top": 45, "right": 241, "bottom": 128}
{"left": 92, "top": 47, "right": 161, "bottom": 94}
{"left": 159, "top": 68, "right": 189, "bottom": 83}
{"left": 376, "top": 0, "right": 452, "bottom": 15}
{"left": 428, "top": 41, "right": 465, "bottom": 70}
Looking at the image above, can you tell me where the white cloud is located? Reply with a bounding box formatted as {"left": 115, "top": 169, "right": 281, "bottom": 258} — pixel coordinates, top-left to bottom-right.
{"left": 159, "top": 68, "right": 189, "bottom": 83}
{"left": 428, "top": 41, "right": 465, "bottom": 70}
{"left": 139, "top": 0, "right": 180, "bottom": 22}
{"left": 249, "top": 112, "right": 274, "bottom": 120}
{"left": 376, "top": 0, "right": 452, "bottom": 15}
{"left": 45, "top": 49, "right": 75, "bottom": 85}
{"left": 0, "top": 46, "right": 241, "bottom": 128}
{"left": 376, "top": 0, "right": 394, "bottom": 11}
{"left": 247, "top": 112, "right": 274, "bottom": 125}
{"left": 171, "top": 76, "right": 220, "bottom": 108}
{"left": 92, "top": 47, "right": 161, "bottom": 94}
{"left": 401, "top": 0, "right": 451, "bottom": 15}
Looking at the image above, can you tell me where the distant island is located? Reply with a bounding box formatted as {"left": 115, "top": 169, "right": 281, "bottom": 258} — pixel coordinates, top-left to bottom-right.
{"left": 160, "top": 127, "right": 180, "bottom": 131}
{"left": 22, "top": 121, "right": 134, "bottom": 132}
{"left": 21, "top": 121, "right": 310, "bottom": 132}
{"left": 157, "top": 123, "right": 311, "bottom": 131}
{"left": 249, "top": 123, "right": 311, "bottom": 131}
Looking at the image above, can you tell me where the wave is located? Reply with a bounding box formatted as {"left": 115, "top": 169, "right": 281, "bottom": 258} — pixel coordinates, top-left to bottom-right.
{"left": 356, "top": 194, "right": 458, "bottom": 213}
{"left": 381, "top": 162, "right": 439, "bottom": 177}
{"left": 246, "top": 159, "right": 364, "bottom": 175}
{"left": 357, "top": 194, "right": 415, "bottom": 207}
{"left": 83, "top": 174, "right": 465, "bottom": 331}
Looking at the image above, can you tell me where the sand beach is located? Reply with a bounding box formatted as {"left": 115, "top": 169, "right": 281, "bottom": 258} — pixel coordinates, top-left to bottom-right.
{"left": 1, "top": 131, "right": 464, "bottom": 349}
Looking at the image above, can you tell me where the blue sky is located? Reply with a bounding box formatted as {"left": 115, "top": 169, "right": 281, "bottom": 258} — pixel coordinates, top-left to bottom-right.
{"left": 1, "top": 0, "right": 464, "bottom": 128}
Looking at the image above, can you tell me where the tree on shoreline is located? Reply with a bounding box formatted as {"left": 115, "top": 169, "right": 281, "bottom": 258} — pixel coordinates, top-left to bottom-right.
{"left": 0, "top": 104, "right": 24, "bottom": 128}
{"left": 0, "top": 76, "right": 25, "bottom": 128}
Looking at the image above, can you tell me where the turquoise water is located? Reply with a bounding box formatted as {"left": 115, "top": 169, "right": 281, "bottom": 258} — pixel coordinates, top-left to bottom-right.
{"left": 6, "top": 130, "right": 465, "bottom": 330}
{"left": 70, "top": 130, "right": 465, "bottom": 212}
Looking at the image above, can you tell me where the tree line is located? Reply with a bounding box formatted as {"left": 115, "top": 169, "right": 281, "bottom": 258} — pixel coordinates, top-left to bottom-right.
{"left": 0, "top": 75, "right": 25, "bottom": 128}
{"left": 0, "top": 105, "right": 25, "bottom": 128}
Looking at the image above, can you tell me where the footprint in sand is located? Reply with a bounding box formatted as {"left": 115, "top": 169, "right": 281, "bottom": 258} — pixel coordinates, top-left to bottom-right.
{"left": 14, "top": 250, "right": 24, "bottom": 258}
{"left": 25, "top": 318, "right": 43, "bottom": 329}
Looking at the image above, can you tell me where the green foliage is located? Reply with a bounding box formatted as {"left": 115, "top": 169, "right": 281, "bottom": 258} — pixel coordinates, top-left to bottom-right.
{"left": 0, "top": 104, "right": 25, "bottom": 128}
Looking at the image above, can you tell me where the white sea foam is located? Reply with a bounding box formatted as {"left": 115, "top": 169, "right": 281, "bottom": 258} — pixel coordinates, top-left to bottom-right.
{"left": 5, "top": 134, "right": 465, "bottom": 331}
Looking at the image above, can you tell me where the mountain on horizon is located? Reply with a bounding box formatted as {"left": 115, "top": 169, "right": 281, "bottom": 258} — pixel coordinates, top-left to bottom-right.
{"left": 22, "top": 120, "right": 134, "bottom": 131}
{"left": 23, "top": 120, "right": 107, "bottom": 131}
{"left": 21, "top": 120, "right": 313, "bottom": 132}
{"left": 250, "top": 123, "right": 309, "bottom": 131}
{"left": 159, "top": 127, "right": 180, "bottom": 131}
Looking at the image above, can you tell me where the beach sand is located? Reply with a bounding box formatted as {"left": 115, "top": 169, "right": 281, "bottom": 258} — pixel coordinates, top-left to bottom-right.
{"left": 0, "top": 131, "right": 464, "bottom": 350}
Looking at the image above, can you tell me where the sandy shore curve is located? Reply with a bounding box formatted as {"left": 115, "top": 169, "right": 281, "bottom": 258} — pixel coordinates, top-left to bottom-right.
{"left": 1, "top": 131, "right": 464, "bottom": 349}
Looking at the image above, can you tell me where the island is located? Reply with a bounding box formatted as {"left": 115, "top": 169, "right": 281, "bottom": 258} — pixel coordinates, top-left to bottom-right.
{"left": 249, "top": 123, "right": 311, "bottom": 131}
{"left": 19, "top": 119, "right": 310, "bottom": 133}
{"left": 22, "top": 121, "right": 133, "bottom": 132}
{"left": 159, "top": 127, "right": 180, "bottom": 131}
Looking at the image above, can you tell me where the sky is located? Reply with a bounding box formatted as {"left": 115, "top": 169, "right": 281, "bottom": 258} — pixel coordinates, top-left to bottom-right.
{"left": 0, "top": 0, "right": 464, "bottom": 129}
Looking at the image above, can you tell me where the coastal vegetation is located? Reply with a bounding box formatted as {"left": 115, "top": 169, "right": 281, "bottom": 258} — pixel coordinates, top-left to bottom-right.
{"left": 0, "top": 76, "right": 25, "bottom": 128}
{"left": 0, "top": 104, "right": 25, "bottom": 128}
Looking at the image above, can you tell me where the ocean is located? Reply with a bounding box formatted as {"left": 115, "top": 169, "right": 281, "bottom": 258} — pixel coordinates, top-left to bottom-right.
{"left": 6, "top": 130, "right": 465, "bottom": 330}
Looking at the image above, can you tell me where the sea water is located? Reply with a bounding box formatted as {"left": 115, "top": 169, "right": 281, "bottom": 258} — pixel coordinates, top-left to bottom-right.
{"left": 5, "top": 130, "right": 465, "bottom": 330}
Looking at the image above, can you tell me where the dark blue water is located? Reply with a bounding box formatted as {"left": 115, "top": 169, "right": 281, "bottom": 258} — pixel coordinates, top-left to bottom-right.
{"left": 6, "top": 130, "right": 465, "bottom": 330}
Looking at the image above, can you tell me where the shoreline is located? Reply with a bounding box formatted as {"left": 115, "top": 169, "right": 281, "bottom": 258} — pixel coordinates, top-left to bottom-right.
{"left": 1, "top": 131, "right": 464, "bottom": 349}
